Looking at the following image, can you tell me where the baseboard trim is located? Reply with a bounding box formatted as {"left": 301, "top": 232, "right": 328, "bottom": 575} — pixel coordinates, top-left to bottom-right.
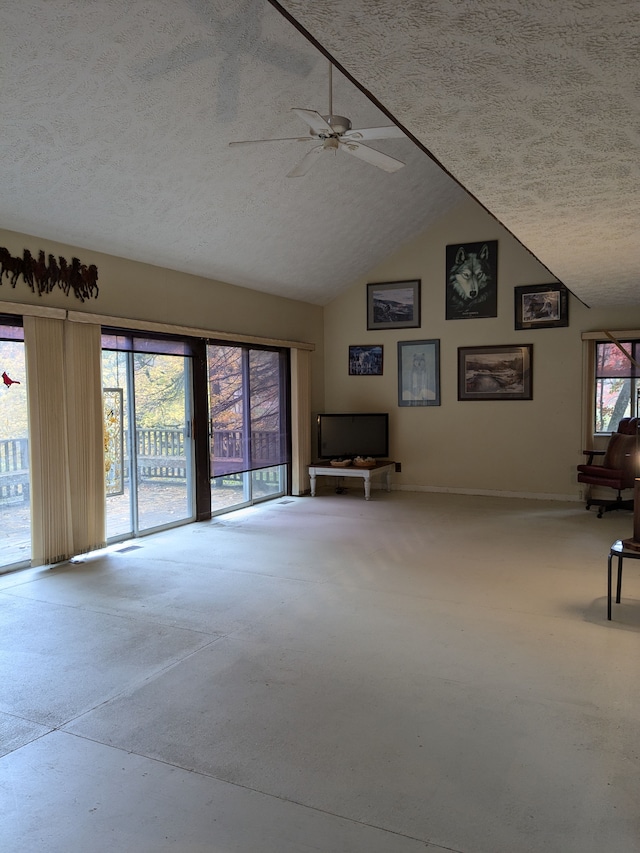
{"left": 392, "top": 484, "right": 581, "bottom": 502}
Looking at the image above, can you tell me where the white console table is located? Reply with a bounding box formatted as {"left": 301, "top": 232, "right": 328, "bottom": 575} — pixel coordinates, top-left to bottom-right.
{"left": 308, "top": 461, "right": 395, "bottom": 500}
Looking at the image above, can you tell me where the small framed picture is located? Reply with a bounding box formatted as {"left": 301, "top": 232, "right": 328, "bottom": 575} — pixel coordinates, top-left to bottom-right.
{"left": 397, "top": 339, "right": 440, "bottom": 406}
{"left": 446, "top": 240, "right": 498, "bottom": 320}
{"left": 367, "top": 280, "right": 421, "bottom": 330}
{"left": 514, "top": 283, "right": 568, "bottom": 330}
{"left": 349, "top": 344, "right": 383, "bottom": 376}
{"left": 458, "top": 344, "right": 533, "bottom": 401}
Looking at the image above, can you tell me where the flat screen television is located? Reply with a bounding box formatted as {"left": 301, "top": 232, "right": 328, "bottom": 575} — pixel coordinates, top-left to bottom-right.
{"left": 317, "top": 413, "right": 389, "bottom": 460}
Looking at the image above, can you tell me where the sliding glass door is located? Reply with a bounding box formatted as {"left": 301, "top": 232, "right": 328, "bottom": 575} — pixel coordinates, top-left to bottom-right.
{"left": 102, "top": 337, "right": 194, "bottom": 540}
{"left": 102, "top": 335, "right": 289, "bottom": 533}
{"left": 208, "top": 343, "right": 288, "bottom": 514}
{"left": 0, "top": 323, "right": 30, "bottom": 569}
{"left": 248, "top": 348, "right": 287, "bottom": 501}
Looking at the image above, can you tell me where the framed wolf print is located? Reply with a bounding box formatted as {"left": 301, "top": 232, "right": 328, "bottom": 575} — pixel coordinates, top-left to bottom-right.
{"left": 514, "top": 283, "right": 568, "bottom": 330}
{"left": 458, "top": 344, "right": 532, "bottom": 401}
{"left": 349, "top": 345, "right": 383, "bottom": 376}
{"left": 367, "top": 280, "right": 421, "bottom": 330}
{"left": 397, "top": 339, "right": 440, "bottom": 406}
{"left": 446, "top": 240, "right": 498, "bottom": 320}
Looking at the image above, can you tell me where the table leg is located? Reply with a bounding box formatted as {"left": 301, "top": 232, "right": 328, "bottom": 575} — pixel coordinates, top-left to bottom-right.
{"left": 310, "top": 472, "right": 316, "bottom": 497}
{"left": 607, "top": 553, "right": 612, "bottom": 620}
{"left": 385, "top": 471, "right": 391, "bottom": 492}
{"left": 616, "top": 555, "right": 623, "bottom": 603}
{"left": 364, "top": 476, "right": 371, "bottom": 500}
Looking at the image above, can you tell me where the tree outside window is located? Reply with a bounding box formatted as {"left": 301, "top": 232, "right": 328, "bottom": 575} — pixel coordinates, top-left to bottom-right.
{"left": 594, "top": 341, "right": 639, "bottom": 433}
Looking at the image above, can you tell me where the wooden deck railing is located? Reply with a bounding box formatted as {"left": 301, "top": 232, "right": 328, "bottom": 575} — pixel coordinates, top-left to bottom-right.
{"left": 135, "top": 428, "right": 186, "bottom": 481}
{"left": 0, "top": 429, "right": 283, "bottom": 503}
{"left": 137, "top": 428, "right": 282, "bottom": 480}
{"left": 212, "top": 429, "right": 281, "bottom": 467}
{"left": 0, "top": 438, "right": 29, "bottom": 504}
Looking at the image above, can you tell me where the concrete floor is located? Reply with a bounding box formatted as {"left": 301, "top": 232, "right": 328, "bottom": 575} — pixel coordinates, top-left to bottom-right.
{"left": 1, "top": 488, "right": 639, "bottom": 853}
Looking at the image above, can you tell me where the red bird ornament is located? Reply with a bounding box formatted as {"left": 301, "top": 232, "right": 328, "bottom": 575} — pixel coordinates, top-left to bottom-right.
{"left": 2, "top": 371, "right": 20, "bottom": 387}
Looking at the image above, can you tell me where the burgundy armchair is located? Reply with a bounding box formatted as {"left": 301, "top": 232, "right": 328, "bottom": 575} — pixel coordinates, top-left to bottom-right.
{"left": 577, "top": 417, "right": 640, "bottom": 517}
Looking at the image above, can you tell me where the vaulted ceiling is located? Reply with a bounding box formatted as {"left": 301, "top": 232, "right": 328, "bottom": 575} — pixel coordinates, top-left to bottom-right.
{"left": 2, "top": 0, "right": 638, "bottom": 308}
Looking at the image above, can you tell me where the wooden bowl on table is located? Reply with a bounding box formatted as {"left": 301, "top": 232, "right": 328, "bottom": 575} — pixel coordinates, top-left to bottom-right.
{"left": 353, "top": 457, "right": 376, "bottom": 468}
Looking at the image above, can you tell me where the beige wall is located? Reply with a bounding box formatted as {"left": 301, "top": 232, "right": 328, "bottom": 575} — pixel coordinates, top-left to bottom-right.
{"left": 323, "top": 198, "right": 640, "bottom": 499}
{"left": 5, "top": 218, "right": 640, "bottom": 501}
{"left": 0, "top": 228, "right": 325, "bottom": 413}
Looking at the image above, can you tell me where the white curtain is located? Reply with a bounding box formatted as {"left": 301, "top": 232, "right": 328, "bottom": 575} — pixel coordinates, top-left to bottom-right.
{"left": 23, "top": 316, "right": 105, "bottom": 565}
{"left": 24, "top": 316, "right": 73, "bottom": 564}
{"left": 290, "top": 347, "right": 311, "bottom": 495}
{"left": 65, "top": 320, "right": 106, "bottom": 555}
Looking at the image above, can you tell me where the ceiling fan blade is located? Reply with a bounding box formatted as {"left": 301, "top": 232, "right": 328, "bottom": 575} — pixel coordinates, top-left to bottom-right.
{"left": 338, "top": 140, "right": 405, "bottom": 173}
{"left": 229, "top": 136, "right": 312, "bottom": 147}
{"left": 343, "top": 126, "right": 406, "bottom": 142}
{"left": 291, "top": 108, "right": 333, "bottom": 135}
{"left": 287, "top": 145, "right": 324, "bottom": 177}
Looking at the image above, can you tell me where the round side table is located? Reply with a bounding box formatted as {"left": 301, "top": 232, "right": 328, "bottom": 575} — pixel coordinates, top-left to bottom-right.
{"left": 607, "top": 539, "right": 640, "bottom": 620}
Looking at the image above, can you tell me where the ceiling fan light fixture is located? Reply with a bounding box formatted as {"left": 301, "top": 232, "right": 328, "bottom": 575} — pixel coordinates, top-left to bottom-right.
{"left": 229, "top": 61, "right": 408, "bottom": 176}
{"left": 321, "top": 115, "right": 351, "bottom": 135}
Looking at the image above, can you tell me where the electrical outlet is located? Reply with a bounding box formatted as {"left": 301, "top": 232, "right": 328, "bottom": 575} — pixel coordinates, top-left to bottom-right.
{"left": 395, "top": 462, "right": 402, "bottom": 473}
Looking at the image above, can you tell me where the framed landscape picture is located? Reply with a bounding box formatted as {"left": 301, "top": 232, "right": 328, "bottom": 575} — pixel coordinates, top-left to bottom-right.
{"left": 367, "top": 280, "right": 421, "bottom": 330}
{"left": 397, "top": 339, "right": 440, "bottom": 406}
{"left": 446, "top": 240, "right": 498, "bottom": 320}
{"left": 349, "top": 344, "right": 383, "bottom": 375}
{"left": 458, "top": 344, "right": 532, "bottom": 401}
{"left": 514, "top": 283, "right": 568, "bottom": 330}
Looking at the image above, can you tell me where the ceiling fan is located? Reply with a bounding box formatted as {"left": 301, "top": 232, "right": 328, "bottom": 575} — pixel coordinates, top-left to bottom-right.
{"left": 229, "top": 62, "right": 407, "bottom": 177}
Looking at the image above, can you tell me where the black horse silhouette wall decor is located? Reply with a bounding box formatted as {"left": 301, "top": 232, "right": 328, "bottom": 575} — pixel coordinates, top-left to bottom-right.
{"left": 0, "top": 247, "right": 98, "bottom": 302}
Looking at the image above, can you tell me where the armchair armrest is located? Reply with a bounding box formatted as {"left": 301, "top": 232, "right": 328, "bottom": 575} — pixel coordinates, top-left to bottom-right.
{"left": 582, "top": 449, "right": 605, "bottom": 465}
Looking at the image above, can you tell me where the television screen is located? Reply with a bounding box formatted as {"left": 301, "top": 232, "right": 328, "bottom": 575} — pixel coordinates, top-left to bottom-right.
{"left": 317, "top": 413, "right": 389, "bottom": 460}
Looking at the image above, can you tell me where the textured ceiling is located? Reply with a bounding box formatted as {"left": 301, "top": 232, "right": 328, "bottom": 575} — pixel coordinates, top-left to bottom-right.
{"left": 275, "top": 0, "right": 640, "bottom": 308}
{"left": 2, "top": 1, "right": 637, "bottom": 308}
{"left": 0, "top": 0, "right": 466, "bottom": 306}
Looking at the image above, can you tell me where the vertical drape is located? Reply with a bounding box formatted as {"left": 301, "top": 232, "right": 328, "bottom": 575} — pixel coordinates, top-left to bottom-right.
{"left": 24, "top": 316, "right": 73, "bottom": 564}
{"left": 582, "top": 339, "right": 596, "bottom": 452}
{"left": 23, "top": 316, "right": 105, "bottom": 565}
{"left": 290, "top": 347, "right": 311, "bottom": 495}
{"left": 65, "top": 320, "right": 106, "bottom": 554}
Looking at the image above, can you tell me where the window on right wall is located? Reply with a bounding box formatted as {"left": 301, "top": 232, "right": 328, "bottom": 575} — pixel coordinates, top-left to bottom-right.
{"left": 594, "top": 339, "right": 640, "bottom": 433}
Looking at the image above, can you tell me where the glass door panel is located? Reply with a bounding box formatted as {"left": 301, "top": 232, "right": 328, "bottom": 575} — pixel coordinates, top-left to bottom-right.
{"left": 248, "top": 349, "right": 285, "bottom": 505}
{"left": 208, "top": 345, "right": 250, "bottom": 513}
{"left": 0, "top": 336, "right": 31, "bottom": 569}
{"left": 211, "top": 472, "right": 249, "bottom": 513}
{"left": 103, "top": 346, "right": 194, "bottom": 539}
{"left": 249, "top": 349, "right": 282, "bottom": 465}
{"left": 103, "top": 349, "right": 133, "bottom": 539}
{"left": 134, "top": 352, "right": 193, "bottom": 532}
{"left": 251, "top": 466, "right": 285, "bottom": 501}
{"left": 207, "top": 344, "right": 286, "bottom": 515}
{"left": 208, "top": 345, "right": 245, "bottom": 476}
